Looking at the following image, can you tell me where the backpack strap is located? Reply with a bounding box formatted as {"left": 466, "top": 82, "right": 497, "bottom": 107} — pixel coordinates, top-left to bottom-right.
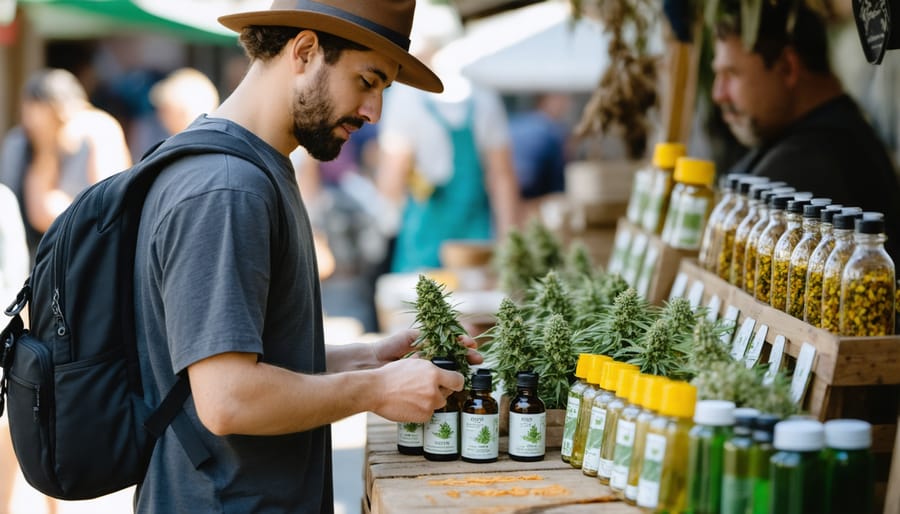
{"left": 133, "top": 128, "right": 288, "bottom": 469}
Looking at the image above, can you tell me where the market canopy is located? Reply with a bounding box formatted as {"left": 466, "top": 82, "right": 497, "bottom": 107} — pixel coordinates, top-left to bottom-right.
{"left": 19, "top": 0, "right": 266, "bottom": 44}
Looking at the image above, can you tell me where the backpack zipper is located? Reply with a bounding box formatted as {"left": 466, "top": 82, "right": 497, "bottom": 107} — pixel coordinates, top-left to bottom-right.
{"left": 51, "top": 289, "right": 66, "bottom": 337}
{"left": 9, "top": 337, "right": 52, "bottom": 423}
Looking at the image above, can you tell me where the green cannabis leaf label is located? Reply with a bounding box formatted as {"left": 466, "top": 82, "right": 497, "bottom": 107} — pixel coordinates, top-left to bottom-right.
{"left": 403, "top": 423, "right": 419, "bottom": 433}
{"left": 614, "top": 444, "right": 633, "bottom": 467}
{"left": 641, "top": 459, "right": 662, "bottom": 482}
{"left": 434, "top": 422, "right": 454, "bottom": 440}
{"left": 522, "top": 424, "right": 542, "bottom": 444}
{"left": 586, "top": 428, "right": 604, "bottom": 450}
{"left": 475, "top": 426, "right": 492, "bottom": 444}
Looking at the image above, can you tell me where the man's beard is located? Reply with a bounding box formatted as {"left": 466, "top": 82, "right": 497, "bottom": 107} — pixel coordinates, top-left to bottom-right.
{"left": 291, "top": 66, "right": 363, "bottom": 161}
{"left": 721, "top": 104, "right": 763, "bottom": 147}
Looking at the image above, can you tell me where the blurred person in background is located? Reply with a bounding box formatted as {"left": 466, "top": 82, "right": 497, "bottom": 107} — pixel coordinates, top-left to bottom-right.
{"left": 377, "top": 3, "right": 519, "bottom": 273}
{"left": 508, "top": 92, "right": 573, "bottom": 219}
{"left": 711, "top": 2, "right": 900, "bottom": 260}
{"left": 0, "top": 68, "right": 131, "bottom": 261}
{"left": 0, "top": 184, "right": 55, "bottom": 513}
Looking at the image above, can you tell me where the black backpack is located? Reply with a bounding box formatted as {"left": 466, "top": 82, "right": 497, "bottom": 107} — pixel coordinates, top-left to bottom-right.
{"left": 0, "top": 128, "right": 280, "bottom": 500}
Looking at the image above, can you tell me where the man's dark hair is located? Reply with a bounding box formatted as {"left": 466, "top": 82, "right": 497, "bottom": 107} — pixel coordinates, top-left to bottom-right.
{"left": 240, "top": 26, "right": 368, "bottom": 63}
{"left": 715, "top": 3, "right": 831, "bottom": 74}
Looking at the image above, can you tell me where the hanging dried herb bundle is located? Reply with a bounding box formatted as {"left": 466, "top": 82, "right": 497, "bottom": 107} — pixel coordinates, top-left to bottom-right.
{"left": 584, "top": 287, "right": 657, "bottom": 356}
{"left": 526, "top": 219, "right": 563, "bottom": 279}
{"left": 480, "top": 298, "right": 536, "bottom": 398}
{"left": 495, "top": 227, "right": 538, "bottom": 299}
{"left": 409, "top": 275, "right": 470, "bottom": 382}
{"left": 523, "top": 270, "right": 576, "bottom": 327}
{"left": 570, "top": 0, "right": 659, "bottom": 159}
{"left": 533, "top": 313, "right": 578, "bottom": 409}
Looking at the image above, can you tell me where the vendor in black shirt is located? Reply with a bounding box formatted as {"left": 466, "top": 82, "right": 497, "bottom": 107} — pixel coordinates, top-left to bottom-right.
{"left": 710, "top": 3, "right": 900, "bottom": 262}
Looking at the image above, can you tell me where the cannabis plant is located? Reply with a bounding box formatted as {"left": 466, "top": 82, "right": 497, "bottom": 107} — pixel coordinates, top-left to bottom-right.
{"left": 480, "top": 298, "right": 537, "bottom": 398}
{"left": 523, "top": 270, "right": 575, "bottom": 326}
{"left": 692, "top": 360, "right": 799, "bottom": 418}
{"left": 495, "top": 228, "right": 537, "bottom": 299}
{"left": 564, "top": 240, "right": 595, "bottom": 285}
{"left": 746, "top": 370, "right": 799, "bottom": 419}
{"left": 526, "top": 219, "right": 563, "bottom": 278}
{"left": 583, "top": 288, "right": 657, "bottom": 356}
{"left": 409, "top": 275, "right": 470, "bottom": 381}
{"left": 533, "top": 313, "right": 577, "bottom": 409}
{"left": 596, "top": 272, "right": 630, "bottom": 306}
{"left": 617, "top": 318, "right": 692, "bottom": 380}
{"left": 688, "top": 318, "right": 733, "bottom": 373}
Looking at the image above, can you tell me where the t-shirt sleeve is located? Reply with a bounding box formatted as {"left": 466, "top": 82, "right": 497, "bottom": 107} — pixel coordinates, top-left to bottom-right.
{"left": 475, "top": 89, "right": 510, "bottom": 150}
{"left": 151, "top": 186, "right": 273, "bottom": 374}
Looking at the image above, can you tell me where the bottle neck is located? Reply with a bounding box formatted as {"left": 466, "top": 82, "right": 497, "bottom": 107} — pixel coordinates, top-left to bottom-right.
{"left": 834, "top": 228, "right": 854, "bottom": 243}
{"left": 819, "top": 223, "right": 833, "bottom": 237}
{"left": 768, "top": 209, "right": 786, "bottom": 223}
{"left": 854, "top": 232, "right": 887, "bottom": 248}
{"left": 785, "top": 212, "right": 802, "bottom": 227}
{"left": 801, "top": 218, "right": 820, "bottom": 233}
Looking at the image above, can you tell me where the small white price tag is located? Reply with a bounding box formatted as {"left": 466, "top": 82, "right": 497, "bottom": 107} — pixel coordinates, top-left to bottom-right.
{"left": 608, "top": 229, "right": 633, "bottom": 275}
{"left": 705, "top": 295, "right": 722, "bottom": 322}
{"left": 744, "top": 324, "right": 768, "bottom": 368}
{"left": 687, "top": 281, "right": 705, "bottom": 310}
{"left": 790, "top": 343, "right": 817, "bottom": 405}
{"left": 635, "top": 244, "right": 660, "bottom": 298}
{"left": 669, "top": 272, "right": 689, "bottom": 300}
{"left": 719, "top": 306, "right": 740, "bottom": 344}
{"left": 730, "top": 318, "right": 756, "bottom": 360}
{"left": 763, "top": 335, "right": 787, "bottom": 385}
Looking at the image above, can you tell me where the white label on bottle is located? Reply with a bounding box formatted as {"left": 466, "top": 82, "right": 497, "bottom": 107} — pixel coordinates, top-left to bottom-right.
{"left": 730, "top": 317, "right": 756, "bottom": 360}
{"left": 610, "top": 419, "right": 637, "bottom": 489}
{"left": 424, "top": 412, "right": 458, "bottom": 455}
{"left": 669, "top": 272, "right": 689, "bottom": 300}
{"left": 667, "top": 195, "right": 710, "bottom": 249}
{"left": 561, "top": 394, "right": 580, "bottom": 457}
{"left": 582, "top": 405, "right": 608, "bottom": 472}
{"left": 636, "top": 433, "right": 667, "bottom": 508}
{"left": 461, "top": 412, "right": 499, "bottom": 460}
{"left": 744, "top": 324, "right": 768, "bottom": 368}
{"left": 764, "top": 335, "right": 787, "bottom": 385}
{"left": 397, "top": 422, "right": 423, "bottom": 447}
{"left": 609, "top": 229, "right": 634, "bottom": 275}
{"left": 509, "top": 412, "right": 546, "bottom": 458}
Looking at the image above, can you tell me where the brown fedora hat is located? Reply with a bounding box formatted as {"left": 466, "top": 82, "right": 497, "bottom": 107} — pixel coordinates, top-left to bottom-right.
{"left": 219, "top": 0, "right": 443, "bottom": 93}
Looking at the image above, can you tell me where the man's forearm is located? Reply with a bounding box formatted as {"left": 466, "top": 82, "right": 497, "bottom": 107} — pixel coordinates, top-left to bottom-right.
{"left": 326, "top": 343, "right": 380, "bottom": 372}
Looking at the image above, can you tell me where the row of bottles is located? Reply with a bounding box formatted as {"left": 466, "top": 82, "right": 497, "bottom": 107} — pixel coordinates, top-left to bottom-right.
{"left": 625, "top": 142, "right": 717, "bottom": 251}
{"left": 698, "top": 175, "right": 896, "bottom": 336}
{"left": 561, "top": 354, "right": 874, "bottom": 513}
{"left": 397, "top": 361, "right": 546, "bottom": 462}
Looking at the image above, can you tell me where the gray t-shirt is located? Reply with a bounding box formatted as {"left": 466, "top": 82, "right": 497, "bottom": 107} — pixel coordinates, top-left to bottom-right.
{"left": 133, "top": 116, "right": 332, "bottom": 513}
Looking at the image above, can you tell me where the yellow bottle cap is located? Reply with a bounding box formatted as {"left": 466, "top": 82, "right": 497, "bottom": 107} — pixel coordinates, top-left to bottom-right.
{"left": 601, "top": 362, "right": 624, "bottom": 391}
{"left": 630, "top": 374, "right": 654, "bottom": 406}
{"left": 659, "top": 381, "right": 698, "bottom": 419}
{"left": 575, "top": 353, "right": 592, "bottom": 379}
{"left": 616, "top": 368, "right": 639, "bottom": 400}
{"left": 586, "top": 355, "right": 611, "bottom": 385}
{"left": 652, "top": 142, "right": 687, "bottom": 169}
{"left": 673, "top": 157, "right": 715, "bottom": 187}
{"left": 643, "top": 376, "right": 668, "bottom": 412}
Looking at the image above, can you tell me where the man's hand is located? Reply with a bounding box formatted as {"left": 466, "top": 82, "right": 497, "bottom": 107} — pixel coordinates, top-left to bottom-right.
{"left": 370, "top": 359, "right": 464, "bottom": 422}
{"left": 371, "top": 329, "right": 484, "bottom": 366}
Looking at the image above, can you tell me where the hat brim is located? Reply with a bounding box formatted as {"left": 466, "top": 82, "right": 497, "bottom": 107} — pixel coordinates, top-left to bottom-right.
{"left": 218, "top": 10, "right": 443, "bottom": 93}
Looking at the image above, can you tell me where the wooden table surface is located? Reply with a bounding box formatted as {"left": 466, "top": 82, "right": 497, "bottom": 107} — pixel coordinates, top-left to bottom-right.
{"left": 363, "top": 414, "right": 643, "bottom": 514}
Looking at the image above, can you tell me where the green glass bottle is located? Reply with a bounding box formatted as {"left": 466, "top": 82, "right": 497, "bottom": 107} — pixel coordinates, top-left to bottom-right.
{"left": 823, "top": 419, "right": 874, "bottom": 514}
{"left": 721, "top": 408, "right": 759, "bottom": 514}
{"left": 748, "top": 414, "right": 779, "bottom": 514}
{"left": 687, "top": 400, "right": 735, "bottom": 514}
{"left": 770, "top": 419, "right": 825, "bottom": 514}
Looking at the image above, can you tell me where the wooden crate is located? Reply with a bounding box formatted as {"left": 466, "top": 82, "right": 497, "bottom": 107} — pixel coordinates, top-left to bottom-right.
{"left": 674, "top": 259, "right": 900, "bottom": 513}
{"left": 608, "top": 217, "right": 696, "bottom": 306}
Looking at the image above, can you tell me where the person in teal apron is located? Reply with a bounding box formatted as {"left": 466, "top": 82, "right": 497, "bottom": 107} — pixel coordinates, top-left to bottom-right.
{"left": 391, "top": 99, "right": 493, "bottom": 272}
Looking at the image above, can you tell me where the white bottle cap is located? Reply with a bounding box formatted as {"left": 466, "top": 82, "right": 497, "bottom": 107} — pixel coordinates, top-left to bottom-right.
{"left": 693, "top": 400, "right": 736, "bottom": 426}
{"left": 774, "top": 420, "right": 825, "bottom": 451}
{"left": 824, "top": 419, "right": 872, "bottom": 450}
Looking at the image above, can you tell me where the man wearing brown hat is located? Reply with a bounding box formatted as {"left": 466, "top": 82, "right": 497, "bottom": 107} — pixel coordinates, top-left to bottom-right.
{"left": 132, "top": 2, "right": 479, "bottom": 512}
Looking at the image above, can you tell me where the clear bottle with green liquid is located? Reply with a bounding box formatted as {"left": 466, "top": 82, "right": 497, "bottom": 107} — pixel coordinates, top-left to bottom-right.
{"left": 748, "top": 414, "right": 779, "bottom": 514}
{"left": 581, "top": 359, "right": 616, "bottom": 477}
{"left": 561, "top": 353, "right": 593, "bottom": 463}
{"left": 570, "top": 355, "right": 609, "bottom": 468}
{"left": 609, "top": 370, "right": 643, "bottom": 496}
{"left": 625, "top": 375, "right": 667, "bottom": 504}
{"left": 720, "top": 408, "right": 760, "bottom": 514}
{"left": 687, "top": 400, "right": 735, "bottom": 514}
{"left": 823, "top": 419, "right": 874, "bottom": 514}
{"left": 598, "top": 365, "right": 638, "bottom": 484}
{"left": 770, "top": 419, "right": 825, "bottom": 513}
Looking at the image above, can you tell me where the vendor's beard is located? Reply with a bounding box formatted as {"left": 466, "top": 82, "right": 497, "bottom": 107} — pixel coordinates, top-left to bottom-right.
{"left": 721, "top": 104, "right": 762, "bottom": 148}
{"left": 291, "top": 67, "right": 361, "bottom": 162}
